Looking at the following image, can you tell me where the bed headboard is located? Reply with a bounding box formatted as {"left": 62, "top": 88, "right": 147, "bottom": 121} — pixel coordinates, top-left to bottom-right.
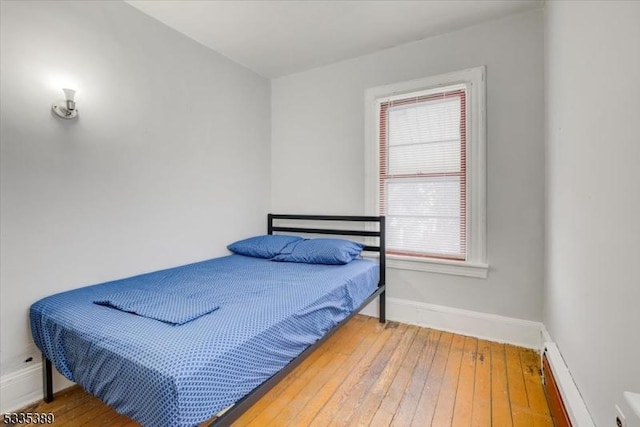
{"left": 267, "top": 213, "right": 386, "bottom": 288}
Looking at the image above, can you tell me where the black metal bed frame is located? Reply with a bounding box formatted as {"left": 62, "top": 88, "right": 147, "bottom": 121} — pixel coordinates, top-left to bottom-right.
{"left": 41, "top": 213, "right": 386, "bottom": 426}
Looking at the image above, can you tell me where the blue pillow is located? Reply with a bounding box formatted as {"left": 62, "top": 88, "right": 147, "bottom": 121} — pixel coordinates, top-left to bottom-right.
{"left": 227, "top": 235, "right": 303, "bottom": 259}
{"left": 272, "top": 238, "right": 364, "bottom": 265}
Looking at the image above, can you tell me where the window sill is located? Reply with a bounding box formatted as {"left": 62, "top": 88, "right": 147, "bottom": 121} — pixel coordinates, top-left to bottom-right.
{"left": 374, "top": 254, "right": 488, "bottom": 279}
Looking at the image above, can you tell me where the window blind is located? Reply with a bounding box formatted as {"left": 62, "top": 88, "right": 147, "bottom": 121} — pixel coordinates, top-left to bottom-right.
{"left": 379, "top": 87, "right": 467, "bottom": 260}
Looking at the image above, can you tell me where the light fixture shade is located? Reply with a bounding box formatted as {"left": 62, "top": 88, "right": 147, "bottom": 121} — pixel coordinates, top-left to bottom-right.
{"left": 52, "top": 87, "right": 78, "bottom": 119}
{"left": 62, "top": 88, "right": 76, "bottom": 101}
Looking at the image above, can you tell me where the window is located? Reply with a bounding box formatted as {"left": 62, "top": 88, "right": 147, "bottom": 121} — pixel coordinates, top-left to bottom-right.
{"left": 380, "top": 86, "right": 466, "bottom": 260}
{"left": 365, "top": 67, "right": 487, "bottom": 278}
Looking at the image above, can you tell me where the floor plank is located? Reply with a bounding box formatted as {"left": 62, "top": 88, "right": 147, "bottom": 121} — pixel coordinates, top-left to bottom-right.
{"left": 451, "top": 335, "right": 478, "bottom": 427}
{"left": 431, "top": 334, "right": 466, "bottom": 426}
{"left": 471, "top": 339, "right": 493, "bottom": 427}
{"left": 410, "top": 331, "right": 454, "bottom": 426}
{"left": 520, "top": 347, "right": 551, "bottom": 417}
{"left": 258, "top": 316, "right": 372, "bottom": 426}
{"left": 491, "top": 341, "right": 513, "bottom": 427}
{"left": 240, "top": 316, "right": 370, "bottom": 427}
{"left": 341, "top": 325, "right": 419, "bottom": 427}
{"left": 5, "top": 316, "right": 552, "bottom": 427}
{"left": 389, "top": 329, "right": 442, "bottom": 427}
{"left": 506, "top": 344, "right": 532, "bottom": 427}
{"left": 307, "top": 322, "right": 406, "bottom": 427}
{"left": 325, "top": 322, "right": 410, "bottom": 427}
{"left": 283, "top": 318, "right": 387, "bottom": 427}
{"left": 368, "top": 327, "right": 431, "bottom": 427}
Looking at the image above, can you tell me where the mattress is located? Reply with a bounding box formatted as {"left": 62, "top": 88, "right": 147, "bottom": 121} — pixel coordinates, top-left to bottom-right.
{"left": 30, "top": 254, "right": 379, "bottom": 427}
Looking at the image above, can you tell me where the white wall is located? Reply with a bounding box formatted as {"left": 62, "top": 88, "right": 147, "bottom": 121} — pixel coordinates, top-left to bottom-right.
{"left": 0, "top": 0, "right": 270, "bottom": 400}
{"left": 272, "top": 10, "right": 545, "bottom": 321}
{"left": 544, "top": 1, "right": 640, "bottom": 426}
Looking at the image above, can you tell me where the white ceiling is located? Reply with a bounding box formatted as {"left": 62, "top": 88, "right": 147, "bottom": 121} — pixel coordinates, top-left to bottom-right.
{"left": 126, "top": 0, "right": 543, "bottom": 78}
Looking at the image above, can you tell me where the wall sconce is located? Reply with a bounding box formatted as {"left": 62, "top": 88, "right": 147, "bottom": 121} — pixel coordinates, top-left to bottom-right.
{"left": 52, "top": 88, "right": 78, "bottom": 119}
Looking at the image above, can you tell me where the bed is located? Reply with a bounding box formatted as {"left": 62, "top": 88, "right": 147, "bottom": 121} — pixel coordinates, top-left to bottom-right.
{"left": 30, "top": 214, "right": 386, "bottom": 426}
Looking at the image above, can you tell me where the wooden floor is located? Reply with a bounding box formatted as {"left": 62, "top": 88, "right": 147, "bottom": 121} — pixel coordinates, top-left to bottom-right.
{"left": 7, "top": 315, "right": 553, "bottom": 426}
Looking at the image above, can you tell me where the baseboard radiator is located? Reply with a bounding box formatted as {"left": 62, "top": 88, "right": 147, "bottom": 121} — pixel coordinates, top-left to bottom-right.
{"left": 543, "top": 343, "right": 595, "bottom": 427}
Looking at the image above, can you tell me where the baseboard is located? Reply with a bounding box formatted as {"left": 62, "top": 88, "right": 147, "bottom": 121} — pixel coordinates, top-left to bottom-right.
{"left": 543, "top": 351, "right": 571, "bottom": 427}
{"left": 0, "top": 362, "right": 74, "bottom": 413}
{"left": 360, "top": 296, "right": 544, "bottom": 349}
{"left": 543, "top": 342, "right": 595, "bottom": 427}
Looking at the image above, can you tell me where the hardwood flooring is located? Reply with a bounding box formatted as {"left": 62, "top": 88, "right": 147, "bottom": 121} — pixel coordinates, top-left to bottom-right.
{"left": 4, "top": 315, "right": 552, "bottom": 426}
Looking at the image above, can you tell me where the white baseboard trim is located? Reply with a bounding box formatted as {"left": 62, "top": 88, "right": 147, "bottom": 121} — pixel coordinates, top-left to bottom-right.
{"left": 543, "top": 342, "right": 595, "bottom": 427}
{"left": 0, "top": 362, "right": 74, "bottom": 413}
{"left": 360, "top": 296, "right": 544, "bottom": 349}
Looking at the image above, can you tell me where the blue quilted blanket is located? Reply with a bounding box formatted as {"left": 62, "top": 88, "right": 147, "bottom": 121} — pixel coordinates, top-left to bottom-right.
{"left": 30, "top": 255, "right": 378, "bottom": 426}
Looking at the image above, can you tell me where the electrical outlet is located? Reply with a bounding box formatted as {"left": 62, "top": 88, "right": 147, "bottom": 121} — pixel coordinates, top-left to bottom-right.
{"left": 23, "top": 348, "right": 39, "bottom": 365}
{"left": 616, "top": 405, "right": 627, "bottom": 427}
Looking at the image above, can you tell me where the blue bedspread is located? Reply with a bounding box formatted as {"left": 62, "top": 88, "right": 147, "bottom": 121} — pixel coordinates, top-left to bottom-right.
{"left": 30, "top": 255, "right": 378, "bottom": 427}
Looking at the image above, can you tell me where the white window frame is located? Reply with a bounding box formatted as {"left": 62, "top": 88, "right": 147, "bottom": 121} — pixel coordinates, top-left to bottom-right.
{"left": 365, "top": 67, "right": 488, "bottom": 278}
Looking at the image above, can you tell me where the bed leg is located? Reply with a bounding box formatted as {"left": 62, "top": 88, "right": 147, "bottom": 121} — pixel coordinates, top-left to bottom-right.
{"left": 379, "top": 291, "right": 386, "bottom": 323}
{"left": 43, "top": 355, "right": 53, "bottom": 403}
